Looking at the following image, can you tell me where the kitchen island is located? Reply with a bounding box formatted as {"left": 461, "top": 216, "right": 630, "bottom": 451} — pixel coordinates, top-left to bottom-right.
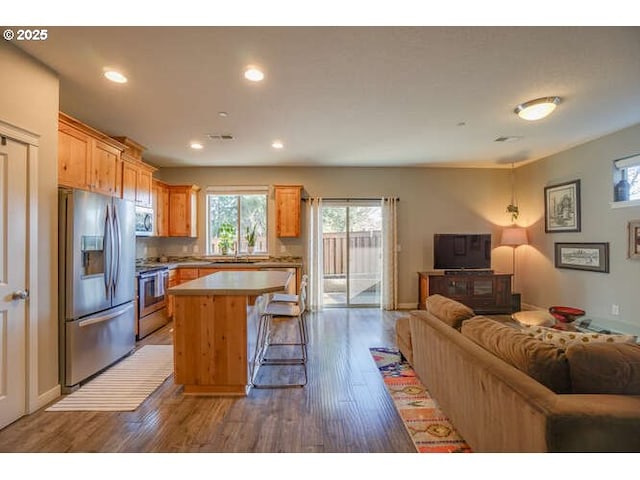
{"left": 168, "top": 270, "right": 292, "bottom": 396}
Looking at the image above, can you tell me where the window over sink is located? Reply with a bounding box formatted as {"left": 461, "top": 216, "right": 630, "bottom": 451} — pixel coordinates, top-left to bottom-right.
{"left": 206, "top": 186, "right": 268, "bottom": 256}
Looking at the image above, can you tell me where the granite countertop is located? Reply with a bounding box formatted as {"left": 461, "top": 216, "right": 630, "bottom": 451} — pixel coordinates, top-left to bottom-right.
{"left": 168, "top": 270, "right": 292, "bottom": 296}
{"left": 137, "top": 255, "right": 303, "bottom": 270}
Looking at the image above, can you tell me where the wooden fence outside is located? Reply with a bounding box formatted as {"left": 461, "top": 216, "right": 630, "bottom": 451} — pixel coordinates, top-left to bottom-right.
{"left": 323, "top": 231, "right": 381, "bottom": 276}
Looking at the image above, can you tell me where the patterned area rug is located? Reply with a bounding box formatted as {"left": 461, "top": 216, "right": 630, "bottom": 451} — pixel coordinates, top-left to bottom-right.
{"left": 46, "top": 345, "right": 174, "bottom": 412}
{"left": 369, "top": 347, "right": 471, "bottom": 453}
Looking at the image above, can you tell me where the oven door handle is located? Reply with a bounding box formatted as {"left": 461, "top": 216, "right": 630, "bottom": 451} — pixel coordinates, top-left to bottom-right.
{"left": 78, "top": 304, "right": 133, "bottom": 328}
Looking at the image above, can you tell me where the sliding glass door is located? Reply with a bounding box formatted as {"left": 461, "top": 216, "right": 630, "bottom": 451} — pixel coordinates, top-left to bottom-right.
{"left": 322, "top": 201, "right": 382, "bottom": 307}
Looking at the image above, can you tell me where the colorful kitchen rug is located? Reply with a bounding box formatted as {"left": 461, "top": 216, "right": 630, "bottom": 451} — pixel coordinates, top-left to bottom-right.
{"left": 46, "top": 345, "right": 174, "bottom": 412}
{"left": 369, "top": 347, "right": 471, "bottom": 453}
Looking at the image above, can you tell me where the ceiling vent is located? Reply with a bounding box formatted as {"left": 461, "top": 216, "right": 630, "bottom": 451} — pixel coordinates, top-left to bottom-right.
{"left": 207, "top": 134, "right": 234, "bottom": 141}
{"left": 494, "top": 136, "right": 521, "bottom": 143}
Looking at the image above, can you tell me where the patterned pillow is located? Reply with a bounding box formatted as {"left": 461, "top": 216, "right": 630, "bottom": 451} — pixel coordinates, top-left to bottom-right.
{"left": 522, "top": 325, "right": 637, "bottom": 349}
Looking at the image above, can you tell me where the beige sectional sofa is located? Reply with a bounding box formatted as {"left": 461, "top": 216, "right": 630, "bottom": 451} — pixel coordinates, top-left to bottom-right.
{"left": 395, "top": 294, "right": 640, "bottom": 452}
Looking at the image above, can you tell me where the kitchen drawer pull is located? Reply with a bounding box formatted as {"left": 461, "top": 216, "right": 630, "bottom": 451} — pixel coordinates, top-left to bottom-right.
{"left": 78, "top": 304, "right": 133, "bottom": 328}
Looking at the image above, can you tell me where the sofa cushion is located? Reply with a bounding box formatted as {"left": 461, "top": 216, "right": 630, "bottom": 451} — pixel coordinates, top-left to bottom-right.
{"left": 461, "top": 316, "right": 571, "bottom": 393}
{"left": 522, "top": 325, "right": 637, "bottom": 349}
{"left": 566, "top": 342, "right": 640, "bottom": 394}
{"left": 425, "top": 294, "right": 475, "bottom": 329}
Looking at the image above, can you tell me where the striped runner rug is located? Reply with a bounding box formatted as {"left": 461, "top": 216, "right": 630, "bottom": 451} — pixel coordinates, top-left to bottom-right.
{"left": 46, "top": 345, "right": 174, "bottom": 412}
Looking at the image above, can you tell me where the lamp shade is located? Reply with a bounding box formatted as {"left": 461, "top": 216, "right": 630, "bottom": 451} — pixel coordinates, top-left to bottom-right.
{"left": 501, "top": 227, "right": 528, "bottom": 246}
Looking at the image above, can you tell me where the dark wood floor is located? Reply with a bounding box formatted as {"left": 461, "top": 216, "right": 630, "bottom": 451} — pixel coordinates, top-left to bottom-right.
{"left": 0, "top": 308, "right": 415, "bottom": 454}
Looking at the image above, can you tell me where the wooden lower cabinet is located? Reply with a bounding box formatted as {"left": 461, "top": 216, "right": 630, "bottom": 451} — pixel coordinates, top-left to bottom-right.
{"left": 167, "top": 269, "right": 178, "bottom": 318}
{"left": 417, "top": 271, "right": 513, "bottom": 314}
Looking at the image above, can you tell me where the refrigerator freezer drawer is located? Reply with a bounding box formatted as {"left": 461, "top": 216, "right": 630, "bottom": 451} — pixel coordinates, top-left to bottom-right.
{"left": 64, "top": 301, "right": 136, "bottom": 388}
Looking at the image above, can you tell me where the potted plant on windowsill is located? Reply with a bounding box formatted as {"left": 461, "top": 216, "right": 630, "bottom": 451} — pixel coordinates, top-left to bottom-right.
{"left": 218, "top": 222, "right": 235, "bottom": 255}
{"left": 245, "top": 224, "right": 257, "bottom": 254}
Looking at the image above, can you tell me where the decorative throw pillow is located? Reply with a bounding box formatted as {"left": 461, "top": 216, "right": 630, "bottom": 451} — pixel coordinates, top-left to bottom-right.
{"left": 566, "top": 342, "right": 640, "bottom": 394}
{"left": 512, "top": 310, "right": 556, "bottom": 327}
{"left": 425, "top": 294, "right": 474, "bottom": 329}
{"left": 521, "top": 325, "right": 637, "bottom": 349}
{"left": 461, "top": 316, "right": 571, "bottom": 393}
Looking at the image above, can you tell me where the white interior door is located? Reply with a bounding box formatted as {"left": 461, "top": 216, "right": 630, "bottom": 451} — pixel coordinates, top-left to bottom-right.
{"left": 0, "top": 136, "right": 28, "bottom": 429}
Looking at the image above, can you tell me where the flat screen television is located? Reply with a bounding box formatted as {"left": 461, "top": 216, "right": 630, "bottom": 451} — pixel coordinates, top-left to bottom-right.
{"left": 433, "top": 233, "right": 492, "bottom": 270}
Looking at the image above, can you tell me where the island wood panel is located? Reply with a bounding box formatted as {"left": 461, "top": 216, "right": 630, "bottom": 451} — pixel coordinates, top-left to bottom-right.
{"left": 173, "top": 294, "right": 250, "bottom": 395}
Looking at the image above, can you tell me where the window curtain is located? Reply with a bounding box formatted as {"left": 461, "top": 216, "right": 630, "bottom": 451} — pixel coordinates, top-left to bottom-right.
{"left": 381, "top": 197, "right": 398, "bottom": 310}
{"left": 305, "top": 197, "right": 324, "bottom": 311}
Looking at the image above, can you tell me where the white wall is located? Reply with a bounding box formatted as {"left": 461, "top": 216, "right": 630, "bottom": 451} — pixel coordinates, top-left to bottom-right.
{"left": 145, "top": 166, "right": 514, "bottom": 306}
{"left": 0, "top": 43, "right": 59, "bottom": 394}
{"left": 516, "top": 123, "right": 640, "bottom": 331}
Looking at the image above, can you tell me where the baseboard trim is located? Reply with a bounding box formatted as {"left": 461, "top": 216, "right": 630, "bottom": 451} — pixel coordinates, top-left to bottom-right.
{"left": 397, "top": 302, "right": 417, "bottom": 310}
{"left": 30, "top": 384, "right": 61, "bottom": 413}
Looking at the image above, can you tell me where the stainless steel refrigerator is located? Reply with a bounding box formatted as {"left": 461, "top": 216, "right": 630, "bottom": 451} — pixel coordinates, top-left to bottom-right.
{"left": 58, "top": 188, "right": 136, "bottom": 391}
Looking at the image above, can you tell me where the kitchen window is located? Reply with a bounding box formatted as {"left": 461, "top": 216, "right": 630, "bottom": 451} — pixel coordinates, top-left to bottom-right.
{"left": 612, "top": 154, "right": 640, "bottom": 205}
{"left": 206, "top": 186, "right": 268, "bottom": 255}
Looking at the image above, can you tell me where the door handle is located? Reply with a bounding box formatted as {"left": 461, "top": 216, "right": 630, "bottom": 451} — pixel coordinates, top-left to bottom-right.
{"left": 78, "top": 303, "right": 133, "bottom": 328}
{"left": 12, "top": 290, "right": 29, "bottom": 300}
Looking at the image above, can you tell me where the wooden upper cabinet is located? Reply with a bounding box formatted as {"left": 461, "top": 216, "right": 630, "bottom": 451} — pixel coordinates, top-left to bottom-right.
{"left": 168, "top": 184, "right": 200, "bottom": 237}
{"left": 274, "top": 185, "right": 303, "bottom": 237}
{"left": 136, "top": 165, "right": 153, "bottom": 207}
{"left": 121, "top": 156, "right": 138, "bottom": 202}
{"left": 152, "top": 179, "right": 169, "bottom": 237}
{"left": 112, "top": 137, "right": 155, "bottom": 207}
{"left": 58, "top": 112, "right": 125, "bottom": 196}
{"left": 92, "top": 140, "right": 122, "bottom": 196}
{"left": 58, "top": 121, "right": 91, "bottom": 190}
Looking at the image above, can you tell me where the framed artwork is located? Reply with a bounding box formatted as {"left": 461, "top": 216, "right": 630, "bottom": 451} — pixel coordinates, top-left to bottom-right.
{"left": 629, "top": 220, "right": 640, "bottom": 259}
{"left": 544, "top": 180, "right": 581, "bottom": 233}
{"left": 555, "top": 242, "right": 609, "bottom": 273}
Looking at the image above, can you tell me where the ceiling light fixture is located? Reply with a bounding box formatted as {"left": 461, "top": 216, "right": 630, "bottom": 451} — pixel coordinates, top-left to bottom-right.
{"left": 104, "top": 70, "right": 128, "bottom": 84}
{"left": 272, "top": 140, "right": 284, "bottom": 149}
{"left": 514, "top": 96, "right": 561, "bottom": 121}
{"left": 190, "top": 142, "right": 203, "bottom": 150}
{"left": 244, "top": 66, "right": 265, "bottom": 82}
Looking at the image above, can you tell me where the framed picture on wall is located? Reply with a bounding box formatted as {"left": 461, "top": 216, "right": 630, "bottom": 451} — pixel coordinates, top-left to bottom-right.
{"left": 629, "top": 220, "right": 640, "bottom": 259}
{"left": 555, "top": 242, "right": 609, "bottom": 273}
{"left": 544, "top": 179, "right": 581, "bottom": 233}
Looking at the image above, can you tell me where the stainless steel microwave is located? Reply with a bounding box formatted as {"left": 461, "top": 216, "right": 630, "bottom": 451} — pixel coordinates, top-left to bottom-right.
{"left": 135, "top": 206, "right": 154, "bottom": 236}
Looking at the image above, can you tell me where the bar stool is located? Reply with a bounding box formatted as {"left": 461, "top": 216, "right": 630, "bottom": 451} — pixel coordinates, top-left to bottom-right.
{"left": 271, "top": 274, "right": 308, "bottom": 303}
{"left": 252, "top": 283, "right": 308, "bottom": 389}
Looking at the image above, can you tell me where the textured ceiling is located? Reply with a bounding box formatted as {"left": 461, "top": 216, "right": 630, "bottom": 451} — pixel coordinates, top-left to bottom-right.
{"left": 13, "top": 26, "right": 640, "bottom": 168}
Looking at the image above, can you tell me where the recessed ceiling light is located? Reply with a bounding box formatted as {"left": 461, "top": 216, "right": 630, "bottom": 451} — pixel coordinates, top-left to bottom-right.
{"left": 272, "top": 140, "right": 284, "bottom": 149}
{"left": 104, "top": 70, "right": 128, "bottom": 84}
{"left": 218, "top": 111, "right": 229, "bottom": 118}
{"left": 190, "top": 142, "right": 203, "bottom": 150}
{"left": 244, "top": 66, "right": 265, "bottom": 82}
{"left": 514, "top": 96, "right": 561, "bottom": 121}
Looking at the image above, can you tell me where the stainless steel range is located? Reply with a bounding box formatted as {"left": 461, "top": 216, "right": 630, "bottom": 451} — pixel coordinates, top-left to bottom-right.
{"left": 136, "top": 265, "right": 169, "bottom": 339}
